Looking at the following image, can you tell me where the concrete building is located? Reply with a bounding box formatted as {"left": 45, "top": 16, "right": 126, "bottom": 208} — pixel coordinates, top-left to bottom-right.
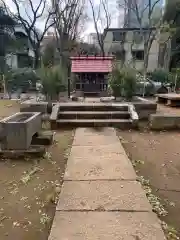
{"left": 103, "top": 27, "right": 159, "bottom": 71}
{"left": 6, "top": 25, "right": 35, "bottom": 69}
{"left": 87, "top": 33, "right": 99, "bottom": 47}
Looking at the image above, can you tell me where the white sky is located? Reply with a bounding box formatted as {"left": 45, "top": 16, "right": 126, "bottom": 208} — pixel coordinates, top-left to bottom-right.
{"left": 6, "top": 0, "right": 165, "bottom": 36}
{"left": 84, "top": 3, "right": 123, "bottom": 35}
{"left": 7, "top": 0, "right": 123, "bottom": 38}
{"left": 87, "top": 0, "right": 123, "bottom": 31}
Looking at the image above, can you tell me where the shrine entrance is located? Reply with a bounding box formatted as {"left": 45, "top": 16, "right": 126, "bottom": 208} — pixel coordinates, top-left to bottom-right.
{"left": 75, "top": 73, "right": 108, "bottom": 96}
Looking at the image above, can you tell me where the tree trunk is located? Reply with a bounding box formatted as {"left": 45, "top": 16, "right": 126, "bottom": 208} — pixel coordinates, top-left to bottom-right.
{"left": 143, "top": 44, "right": 149, "bottom": 74}
{"left": 101, "top": 47, "right": 105, "bottom": 56}
{"left": 142, "top": 44, "right": 149, "bottom": 97}
{"left": 100, "top": 43, "right": 105, "bottom": 56}
{"left": 33, "top": 49, "right": 40, "bottom": 69}
{"left": 144, "top": 37, "right": 153, "bottom": 76}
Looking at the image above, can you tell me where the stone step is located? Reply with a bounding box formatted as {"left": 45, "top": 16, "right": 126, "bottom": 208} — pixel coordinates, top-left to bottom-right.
{"left": 58, "top": 111, "right": 130, "bottom": 119}
{"left": 56, "top": 119, "right": 133, "bottom": 128}
{"left": 59, "top": 104, "right": 129, "bottom": 112}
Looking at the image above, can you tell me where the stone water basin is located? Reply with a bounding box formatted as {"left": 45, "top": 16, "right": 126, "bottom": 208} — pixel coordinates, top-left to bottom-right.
{"left": 0, "top": 112, "right": 41, "bottom": 150}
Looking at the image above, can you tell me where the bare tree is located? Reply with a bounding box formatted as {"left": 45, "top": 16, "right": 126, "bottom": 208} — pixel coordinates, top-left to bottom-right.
{"left": 118, "top": 0, "right": 165, "bottom": 74}
{"left": 52, "top": 0, "right": 87, "bottom": 69}
{"left": 3, "top": 0, "right": 56, "bottom": 68}
{"left": 75, "top": 41, "right": 100, "bottom": 55}
{"left": 163, "top": 0, "right": 180, "bottom": 70}
{"left": 89, "top": 0, "right": 111, "bottom": 56}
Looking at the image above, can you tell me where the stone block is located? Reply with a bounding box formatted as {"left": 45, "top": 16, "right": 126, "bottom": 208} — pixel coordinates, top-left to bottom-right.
{"left": 20, "top": 100, "right": 48, "bottom": 113}
{"left": 149, "top": 114, "right": 180, "bottom": 130}
{"left": 128, "top": 104, "right": 139, "bottom": 127}
{"left": 71, "top": 96, "right": 78, "bottom": 101}
{"left": 75, "top": 90, "right": 84, "bottom": 97}
{"left": 99, "top": 91, "right": 108, "bottom": 97}
{"left": 50, "top": 104, "right": 60, "bottom": 130}
{"left": 57, "top": 181, "right": 152, "bottom": 211}
{"left": 0, "top": 112, "right": 41, "bottom": 150}
{"left": 133, "top": 97, "right": 157, "bottom": 120}
{"left": 48, "top": 212, "right": 166, "bottom": 240}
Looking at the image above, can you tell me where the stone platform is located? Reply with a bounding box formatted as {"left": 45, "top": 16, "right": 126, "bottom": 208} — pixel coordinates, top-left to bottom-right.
{"left": 48, "top": 127, "right": 166, "bottom": 240}
{"left": 150, "top": 114, "right": 180, "bottom": 130}
{"left": 50, "top": 103, "right": 138, "bottom": 129}
{"left": 156, "top": 93, "right": 180, "bottom": 107}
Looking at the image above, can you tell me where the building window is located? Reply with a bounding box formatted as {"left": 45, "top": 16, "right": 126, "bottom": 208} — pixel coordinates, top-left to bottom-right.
{"left": 112, "top": 31, "right": 125, "bottom": 41}
{"left": 132, "top": 50, "right": 144, "bottom": 60}
{"left": 17, "top": 54, "right": 33, "bottom": 68}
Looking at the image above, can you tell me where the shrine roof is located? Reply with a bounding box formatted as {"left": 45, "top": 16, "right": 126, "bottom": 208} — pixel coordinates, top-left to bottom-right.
{"left": 70, "top": 55, "right": 114, "bottom": 73}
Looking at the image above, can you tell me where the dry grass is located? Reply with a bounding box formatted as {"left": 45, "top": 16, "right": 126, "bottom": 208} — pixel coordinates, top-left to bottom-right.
{"left": 0, "top": 130, "right": 74, "bottom": 240}
{"left": 117, "top": 128, "right": 180, "bottom": 238}
{"left": 0, "top": 99, "right": 74, "bottom": 240}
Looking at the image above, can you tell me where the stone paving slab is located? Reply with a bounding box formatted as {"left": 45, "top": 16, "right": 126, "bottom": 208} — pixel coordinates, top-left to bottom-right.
{"left": 73, "top": 127, "right": 120, "bottom": 146}
{"left": 48, "top": 127, "right": 166, "bottom": 240}
{"left": 73, "top": 135, "right": 119, "bottom": 146}
{"left": 75, "top": 127, "right": 118, "bottom": 137}
{"left": 64, "top": 151, "right": 136, "bottom": 180}
{"left": 48, "top": 212, "right": 166, "bottom": 240}
{"left": 70, "top": 144, "right": 127, "bottom": 158}
{"left": 57, "top": 181, "right": 152, "bottom": 211}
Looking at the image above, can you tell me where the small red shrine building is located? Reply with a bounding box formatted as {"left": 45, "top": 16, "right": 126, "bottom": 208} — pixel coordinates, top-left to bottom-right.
{"left": 70, "top": 55, "right": 114, "bottom": 97}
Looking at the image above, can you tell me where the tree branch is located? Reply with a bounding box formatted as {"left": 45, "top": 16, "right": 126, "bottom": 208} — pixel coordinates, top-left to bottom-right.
{"left": 89, "top": 0, "right": 111, "bottom": 55}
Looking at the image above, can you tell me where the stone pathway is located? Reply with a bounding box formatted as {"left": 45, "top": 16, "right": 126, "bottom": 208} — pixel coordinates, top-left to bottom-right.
{"left": 84, "top": 97, "right": 100, "bottom": 102}
{"left": 49, "top": 128, "right": 166, "bottom": 240}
